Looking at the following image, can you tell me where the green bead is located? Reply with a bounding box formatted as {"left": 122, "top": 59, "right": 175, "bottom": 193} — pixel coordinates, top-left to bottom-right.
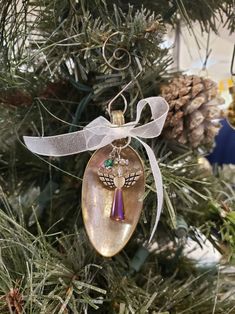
{"left": 104, "top": 159, "right": 113, "bottom": 168}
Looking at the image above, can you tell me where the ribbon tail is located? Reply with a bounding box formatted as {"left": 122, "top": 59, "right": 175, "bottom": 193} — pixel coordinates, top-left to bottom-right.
{"left": 137, "top": 139, "right": 164, "bottom": 243}
{"left": 23, "top": 130, "right": 89, "bottom": 156}
{"left": 23, "top": 117, "right": 114, "bottom": 157}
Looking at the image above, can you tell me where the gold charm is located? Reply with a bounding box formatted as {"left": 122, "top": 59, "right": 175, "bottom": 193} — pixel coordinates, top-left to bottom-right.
{"left": 227, "top": 86, "right": 235, "bottom": 129}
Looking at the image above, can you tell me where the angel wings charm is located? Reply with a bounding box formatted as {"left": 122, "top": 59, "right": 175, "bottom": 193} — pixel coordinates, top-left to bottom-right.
{"left": 98, "top": 153, "right": 142, "bottom": 221}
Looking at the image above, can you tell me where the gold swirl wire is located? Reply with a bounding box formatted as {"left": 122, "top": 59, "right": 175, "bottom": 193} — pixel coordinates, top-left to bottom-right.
{"left": 102, "top": 31, "right": 131, "bottom": 71}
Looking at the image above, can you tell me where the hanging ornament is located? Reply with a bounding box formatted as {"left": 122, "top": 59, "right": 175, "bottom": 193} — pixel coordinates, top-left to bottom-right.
{"left": 227, "top": 44, "right": 235, "bottom": 129}
{"left": 161, "top": 75, "right": 224, "bottom": 148}
{"left": 23, "top": 97, "right": 169, "bottom": 256}
{"left": 82, "top": 110, "right": 145, "bottom": 256}
{"left": 227, "top": 85, "right": 235, "bottom": 129}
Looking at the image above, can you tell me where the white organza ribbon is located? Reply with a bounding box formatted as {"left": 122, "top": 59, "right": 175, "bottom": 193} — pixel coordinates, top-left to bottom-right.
{"left": 24, "top": 96, "right": 169, "bottom": 242}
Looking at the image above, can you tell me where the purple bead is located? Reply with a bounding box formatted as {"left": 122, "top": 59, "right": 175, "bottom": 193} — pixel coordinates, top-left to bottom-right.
{"left": 110, "top": 188, "right": 125, "bottom": 221}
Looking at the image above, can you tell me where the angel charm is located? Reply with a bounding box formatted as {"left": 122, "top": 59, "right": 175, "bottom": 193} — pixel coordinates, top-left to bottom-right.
{"left": 98, "top": 148, "right": 142, "bottom": 222}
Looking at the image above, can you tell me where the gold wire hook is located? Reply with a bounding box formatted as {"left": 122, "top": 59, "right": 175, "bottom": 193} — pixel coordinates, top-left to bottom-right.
{"left": 102, "top": 31, "right": 143, "bottom": 117}
{"left": 108, "top": 94, "right": 127, "bottom": 117}
{"left": 107, "top": 71, "right": 142, "bottom": 117}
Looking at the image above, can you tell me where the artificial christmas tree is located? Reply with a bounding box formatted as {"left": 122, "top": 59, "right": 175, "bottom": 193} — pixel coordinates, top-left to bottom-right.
{"left": 0, "top": 1, "right": 235, "bottom": 313}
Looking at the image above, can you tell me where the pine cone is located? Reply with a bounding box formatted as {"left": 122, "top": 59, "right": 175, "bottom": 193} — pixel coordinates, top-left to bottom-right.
{"left": 161, "top": 75, "right": 224, "bottom": 148}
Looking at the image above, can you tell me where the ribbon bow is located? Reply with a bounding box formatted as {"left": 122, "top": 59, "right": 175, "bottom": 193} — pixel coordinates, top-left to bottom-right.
{"left": 24, "top": 96, "right": 169, "bottom": 242}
